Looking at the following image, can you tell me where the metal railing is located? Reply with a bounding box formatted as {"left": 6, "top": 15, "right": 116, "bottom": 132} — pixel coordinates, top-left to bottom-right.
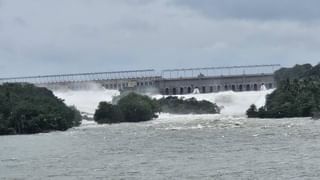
{"left": 0, "top": 64, "right": 281, "bottom": 84}
{"left": 161, "top": 64, "right": 281, "bottom": 79}
{"left": 0, "top": 69, "right": 156, "bottom": 84}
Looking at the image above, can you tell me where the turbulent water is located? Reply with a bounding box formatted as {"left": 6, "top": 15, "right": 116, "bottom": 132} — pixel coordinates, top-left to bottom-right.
{"left": 53, "top": 84, "right": 119, "bottom": 117}
{"left": 1, "top": 87, "right": 320, "bottom": 179}
{"left": 152, "top": 89, "right": 274, "bottom": 116}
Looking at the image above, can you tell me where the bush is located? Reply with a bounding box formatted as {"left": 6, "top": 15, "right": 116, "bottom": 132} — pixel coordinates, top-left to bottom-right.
{"left": 158, "top": 96, "right": 220, "bottom": 114}
{"left": 0, "top": 83, "right": 82, "bottom": 135}
{"left": 94, "top": 102, "right": 123, "bottom": 124}
{"left": 94, "top": 93, "right": 159, "bottom": 124}
{"left": 246, "top": 104, "right": 258, "bottom": 118}
{"left": 118, "top": 93, "right": 159, "bottom": 122}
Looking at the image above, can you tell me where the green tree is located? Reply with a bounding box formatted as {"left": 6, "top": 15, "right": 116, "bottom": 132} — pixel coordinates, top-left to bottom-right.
{"left": 94, "top": 102, "right": 123, "bottom": 124}
{"left": 118, "top": 93, "right": 158, "bottom": 122}
{"left": 0, "top": 83, "right": 82, "bottom": 135}
{"left": 94, "top": 93, "right": 160, "bottom": 124}
{"left": 247, "top": 63, "right": 320, "bottom": 119}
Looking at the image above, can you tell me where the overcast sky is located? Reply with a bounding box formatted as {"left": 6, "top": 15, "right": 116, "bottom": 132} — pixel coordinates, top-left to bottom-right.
{"left": 0, "top": 0, "right": 319, "bottom": 77}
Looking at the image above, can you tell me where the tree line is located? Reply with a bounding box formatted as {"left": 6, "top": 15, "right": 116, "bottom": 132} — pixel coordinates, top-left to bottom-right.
{"left": 94, "top": 93, "right": 220, "bottom": 124}
{"left": 0, "top": 83, "right": 81, "bottom": 135}
{"left": 247, "top": 63, "right": 320, "bottom": 118}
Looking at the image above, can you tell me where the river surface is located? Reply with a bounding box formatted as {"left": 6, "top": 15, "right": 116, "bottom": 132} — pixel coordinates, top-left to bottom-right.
{"left": 1, "top": 114, "right": 320, "bottom": 180}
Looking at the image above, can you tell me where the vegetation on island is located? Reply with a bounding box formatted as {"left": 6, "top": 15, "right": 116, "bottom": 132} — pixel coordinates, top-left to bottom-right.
{"left": 158, "top": 96, "right": 220, "bottom": 114}
{"left": 94, "top": 102, "right": 124, "bottom": 124}
{"left": 0, "top": 83, "right": 81, "bottom": 135}
{"left": 247, "top": 63, "right": 320, "bottom": 118}
{"left": 94, "top": 93, "right": 159, "bottom": 124}
{"left": 118, "top": 93, "right": 160, "bottom": 122}
{"left": 94, "top": 93, "right": 220, "bottom": 124}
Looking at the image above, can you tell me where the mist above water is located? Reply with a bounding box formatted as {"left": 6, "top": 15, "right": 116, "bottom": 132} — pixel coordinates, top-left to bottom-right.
{"left": 53, "top": 83, "right": 119, "bottom": 116}
{"left": 153, "top": 90, "right": 274, "bottom": 116}
{"left": 53, "top": 83, "right": 273, "bottom": 118}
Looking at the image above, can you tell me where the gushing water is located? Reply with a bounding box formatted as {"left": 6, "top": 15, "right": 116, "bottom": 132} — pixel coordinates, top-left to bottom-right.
{"left": 53, "top": 83, "right": 119, "bottom": 116}
{"left": 53, "top": 83, "right": 273, "bottom": 117}
{"left": 2, "top": 85, "right": 319, "bottom": 179}
{"left": 153, "top": 89, "right": 274, "bottom": 116}
{"left": 52, "top": 84, "right": 274, "bottom": 131}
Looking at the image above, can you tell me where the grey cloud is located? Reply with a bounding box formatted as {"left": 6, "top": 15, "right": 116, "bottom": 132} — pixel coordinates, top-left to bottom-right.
{"left": 172, "top": 0, "right": 320, "bottom": 21}
{"left": 12, "top": 17, "right": 27, "bottom": 27}
{"left": 0, "top": 0, "right": 319, "bottom": 77}
{"left": 122, "top": 0, "right": 155, "bottom": 5}
{"left": 118, "top": 19, "right": 157, "bottom": 32}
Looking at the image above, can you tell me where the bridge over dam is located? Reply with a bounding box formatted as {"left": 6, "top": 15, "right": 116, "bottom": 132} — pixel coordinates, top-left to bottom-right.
{"left": 0, "top": 64, "right": 280, "bottom": 95}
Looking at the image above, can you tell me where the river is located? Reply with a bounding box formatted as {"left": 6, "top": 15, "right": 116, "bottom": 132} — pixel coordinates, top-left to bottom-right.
{"left": 1, "top": 87, "right": 320, "bottom": 179}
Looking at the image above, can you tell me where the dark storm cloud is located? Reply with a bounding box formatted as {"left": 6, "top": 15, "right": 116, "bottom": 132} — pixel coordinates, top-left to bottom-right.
{"left": 173, "top": 0, "right": 320, "bottom": 21}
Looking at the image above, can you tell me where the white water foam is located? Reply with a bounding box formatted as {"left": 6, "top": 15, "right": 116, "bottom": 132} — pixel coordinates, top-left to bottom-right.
{"left": 53, "top": 83, "right": 273, "bottom": 127}
{"left": 149, "top": 89, "right": 273, "bottom": 129}
{"left": 53, "top": 83, "right": 119, "bottom": 116}
{"left": 153, "top": 89, "right": 274, "bottom": 116}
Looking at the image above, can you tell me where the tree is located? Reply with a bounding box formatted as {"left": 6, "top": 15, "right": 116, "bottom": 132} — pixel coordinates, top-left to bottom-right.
{"left": 94, "top": 102, "right": 123, "bottom": 124}
{"left": 118, "top": 93, "right": 158, "bottom": 122}
{"left": 0, "top": 83, "right": 82, "bottom": 135}
{"left": 247, "top": 63, "right": 320, "bottom": 119}
{"left": 94, "top": 93, "right": 159, "bottom": 124}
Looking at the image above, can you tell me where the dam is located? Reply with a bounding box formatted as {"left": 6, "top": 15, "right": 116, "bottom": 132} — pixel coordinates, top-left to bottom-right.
{"left": 0, "top": 64, "right": 280, "bottom": 95}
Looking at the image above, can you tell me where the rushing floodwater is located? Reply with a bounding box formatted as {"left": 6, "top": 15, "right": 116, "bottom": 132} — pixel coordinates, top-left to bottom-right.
{"left": 1, "top": 87, "right": 320, "bottom": 179}
{"left": 1, "top": 115, "right": 320, "bottom": 179}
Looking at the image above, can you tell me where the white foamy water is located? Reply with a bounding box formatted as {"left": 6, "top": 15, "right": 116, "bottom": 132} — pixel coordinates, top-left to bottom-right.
{"left": 53, "top": 84, "right": 273, "bottom": 129}
{"left": 147, "top": 113, "right": 245, "bottom": 131}
{"left": 53, "top": 84, "right": 119, "bottom": 116}
{"left": 54, "top": 83, "right": 272, "bottom": 117}
{"left": 51, "top": 85, "right": 274, "bottom": 140}
{"left": 153, "top": 89, "right": 274, "bottom": 116}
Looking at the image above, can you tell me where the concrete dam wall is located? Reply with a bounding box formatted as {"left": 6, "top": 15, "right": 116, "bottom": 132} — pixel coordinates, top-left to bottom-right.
{"left": 155, "top": 74, "right": 275, "bottom": 95}
{"left": 0, "top": 65, "right": 280, "bottom": 95}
